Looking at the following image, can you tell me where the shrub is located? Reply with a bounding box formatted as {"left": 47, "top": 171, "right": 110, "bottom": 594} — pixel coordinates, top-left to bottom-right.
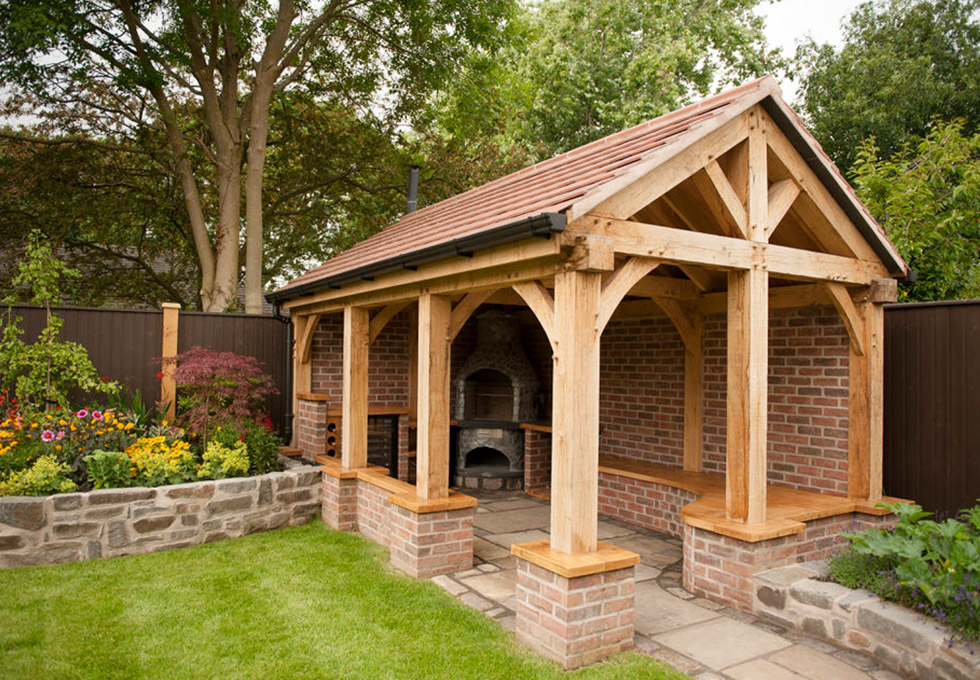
{"left": 168, "top": 347, "right": 277, "bottom": 444}
{"left": 197, "top": 440, "right": 249, "bottom": 480}
{"left": 123, "top": 436, "right": 196, "bottom": 487}
{"left": 0, "top": 455, "right": 76, "bottom": 496}
{"left": 211, "top": 418, "right": 282, "bottom": 476}
{"left": 85, "top": 450, "right": 134, "bottom": 489}
{"left": 830, "top": 500, "right": 980, "bottom": 642}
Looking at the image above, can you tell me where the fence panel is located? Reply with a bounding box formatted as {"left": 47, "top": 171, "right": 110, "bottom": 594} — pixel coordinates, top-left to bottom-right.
{"left": 883, "top": 300, "right": 980, "bottom": 518}
{"left": 0, "top": 305, "right": 291, "bottom": 434}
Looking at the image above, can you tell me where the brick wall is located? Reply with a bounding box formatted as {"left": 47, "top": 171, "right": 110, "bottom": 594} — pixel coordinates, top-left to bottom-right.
{"left": 682, "top": 513, "right": 896, "bottom": 612}
{"left": 297, "top": 398, "right": 328, "bottom": 458}
{"left": 310, "top": 311, "right": 411, "bottom": 407}
{"left": 515, "top": 560, "right": 635, "bottom": 670}
{"left": 597, "top": 473, "right": 699, "bottom": 539}
{"left": 523, "top": 429, "right": 551, "bottom": 491}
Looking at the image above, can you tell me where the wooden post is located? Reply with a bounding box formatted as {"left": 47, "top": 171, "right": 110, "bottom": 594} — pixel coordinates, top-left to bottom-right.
{"left": 848, "top": 300, "right": 884, "bottom": 501}
{"left": 160, "top": 303, "right": 180, "bottom": 422}
{"left": 726, "top": 114, "right": 769, "bottom": 523}
{"left": 342, "top": 305, "right": 370, "bottom": 469}
{"left": 726, "top": 269, "right": 768, "bottom": 523}
{"left": 550, "top": 270, "right": 602, "bottom": 554}
{"left": 683, "top": 314, "right": 703, "bottom": 472}
{"left": 416, "top": 293, "right": 451, "bottom": 499}
{"left": 408, "top": 311, "right": 418, "bottom": 419}
{"left": 290, "top": 315, "right": 310, "bottom": 447}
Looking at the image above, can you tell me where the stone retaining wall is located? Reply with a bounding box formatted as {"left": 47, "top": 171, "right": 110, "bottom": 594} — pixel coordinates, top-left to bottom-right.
{"left": 754, "top": 561, "right": 980, "bottom": 680}
{"left": 0, "top": 457, "right": 321, "bottom": 569}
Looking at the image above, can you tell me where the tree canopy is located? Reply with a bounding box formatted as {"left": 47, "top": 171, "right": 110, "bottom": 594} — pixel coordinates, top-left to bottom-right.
{"left": 797, "top": 0, "right": 980, "bottom": 174}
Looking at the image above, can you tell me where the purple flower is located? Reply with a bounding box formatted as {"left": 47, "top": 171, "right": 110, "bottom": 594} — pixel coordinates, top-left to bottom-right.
{"left": 56, "top": 431, "right": 64, "bottom": 440}
{"left": 92, "top": 411, "right": 103, "bottom": 421}
{"left": 75, "top": 409, "right": 88, "bottom": 418}
{"left": 40, "top": 430, "right": 55, "bottom": 442}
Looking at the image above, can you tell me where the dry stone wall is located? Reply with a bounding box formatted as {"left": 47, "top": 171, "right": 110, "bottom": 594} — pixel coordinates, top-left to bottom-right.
{"left": 0, "top": 457, "right": 321, "bottom": 569}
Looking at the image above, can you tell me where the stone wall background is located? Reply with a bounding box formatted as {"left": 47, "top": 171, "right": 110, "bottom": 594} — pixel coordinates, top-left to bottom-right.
{"left": 0, "top": 457, "right": 321, "bottom": 569}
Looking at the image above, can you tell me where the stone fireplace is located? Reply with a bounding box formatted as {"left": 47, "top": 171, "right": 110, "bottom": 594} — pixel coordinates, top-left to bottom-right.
{"left": 454, "top": 310, "right": 539, "bottom": 489}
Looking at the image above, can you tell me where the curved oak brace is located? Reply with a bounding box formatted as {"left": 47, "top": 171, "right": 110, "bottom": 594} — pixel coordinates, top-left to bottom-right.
{"left": 299, "top": 313, "right": 322, "bottom": 364}
{"left": 449, "top": 289, "right": 497, "bottom": 342}
{"left": 823, "top": 282, "right": 866, "bottom": 357}
{"left": 597, "top": 258, "right": 661, "bottom": 333}
{"left": 512, "top": 281, "right": 557, "bottom": 351}
{"left": 652, "top": 297, "right": 700, "bottom": 352}
{"left": 765, "top": 179, "right": 801, "bottom": 239}
{"left": 368, "top": 302, "right": 410, "bottom": 344}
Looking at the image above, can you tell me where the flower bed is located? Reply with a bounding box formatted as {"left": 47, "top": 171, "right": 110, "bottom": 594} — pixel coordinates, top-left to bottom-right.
{"left": 0, "top": 456, "right": 321, "bottom": 569}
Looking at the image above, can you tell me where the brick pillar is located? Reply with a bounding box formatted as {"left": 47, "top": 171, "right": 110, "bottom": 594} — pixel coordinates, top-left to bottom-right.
{"left": 523, "top": 429, "right": 551, "bottom": 492}
{"left": 388, "top": 503, "right": 475, "bottom": 578}
{"left": 320, "top": 464, "right": 358, "bottom": 531}
{"left": 514, "top": 558, "right": 636, "bottom": 670}
{"left": 297, "top": 398, "right": 328, "bottom": 459}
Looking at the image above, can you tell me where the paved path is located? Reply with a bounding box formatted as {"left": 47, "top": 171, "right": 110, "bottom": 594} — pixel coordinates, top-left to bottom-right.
{"left": 431, "top": 489, "right": 908, "bottom": 679}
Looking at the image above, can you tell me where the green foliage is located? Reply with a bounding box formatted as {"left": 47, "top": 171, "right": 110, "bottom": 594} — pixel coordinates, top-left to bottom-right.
{"left": 852, "top": 120, "right": 980, "bottom": 300}
{"left": 197, "top": 440, "right": 249, "bottom": 480}
{"left": 83, "top": 450, "right": 132, "bottom": 490}
{"left": 241, "top": 421, "right": 283, "bottom": 476}
{"left": 798, "top": 0, "right": 980, "bottom": 173}
{"left": 0, "top": 231, "right": 119, "bottom": 409}
{"left": 0, "top": 455, "right": 76, "bottom": 496}
{"left": 831, "top": 500, "right": 980, "bottom": 641}
{"left": 122, "top": 436, "right": 197, "bottom": 488}
{"left": 505, "top": 0, "right": 779, "bottom": 156}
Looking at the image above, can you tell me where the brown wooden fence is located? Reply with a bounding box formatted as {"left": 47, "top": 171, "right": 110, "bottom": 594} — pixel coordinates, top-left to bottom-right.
{"left": 884, "top": 300, "right": 980, "bottom": 518}
{"left": 0, "top": 305, "right": 292, "bottom": 435}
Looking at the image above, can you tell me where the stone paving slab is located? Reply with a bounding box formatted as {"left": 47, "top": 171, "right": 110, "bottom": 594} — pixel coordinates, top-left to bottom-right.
{"left": 634, "top": 581, "right": 721, "bottom": 636}
{"left": 460, "top": 569, "right": 516, "bottom": 601}
{"left": 472, "top": 536, "right": 511, "bottom": 561}
{"left": 725, "top": 658, "right": 805, "bottom": 680}
{"left": 769, "top": 645, "right": 873, "bottom": 680}
{"left": 482, "top": 528, "right": 549, "bottom": 549}
{"left": 472, "top": 505, "right": 551, "bottom": 533}
{"left": 654, "top": 617, "right": 793, "bottom": 671}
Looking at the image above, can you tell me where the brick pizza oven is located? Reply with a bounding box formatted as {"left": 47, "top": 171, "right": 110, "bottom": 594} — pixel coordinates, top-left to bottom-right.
{"left": 453, "top": 310, "right": 538, "bottom": 490}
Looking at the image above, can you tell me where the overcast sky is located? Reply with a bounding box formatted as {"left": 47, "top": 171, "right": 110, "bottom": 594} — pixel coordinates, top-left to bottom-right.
{"left": 757, "top": 0, "right": 865, "bottom": 103}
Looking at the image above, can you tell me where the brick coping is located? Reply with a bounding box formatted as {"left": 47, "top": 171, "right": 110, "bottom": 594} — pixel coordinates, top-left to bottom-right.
{"left": 511, "top": 539, "right": 639, "bottom": 578}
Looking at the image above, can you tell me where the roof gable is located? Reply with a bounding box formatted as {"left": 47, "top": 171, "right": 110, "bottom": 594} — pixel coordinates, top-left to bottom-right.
{"left": 271, "top": 77, "right": 906, "bottom": 302}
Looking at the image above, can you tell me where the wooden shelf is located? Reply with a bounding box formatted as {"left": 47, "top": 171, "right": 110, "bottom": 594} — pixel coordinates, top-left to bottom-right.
{"left": 324, "top": 406, "right": 410, "bottom": 417}
{"left": 598, "top": 455, "right": 906, "bottom": 543}
{"left": 519, "top": 421, "right": 553, "bottom": 433}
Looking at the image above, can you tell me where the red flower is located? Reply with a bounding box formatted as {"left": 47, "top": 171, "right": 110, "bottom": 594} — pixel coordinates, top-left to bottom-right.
{"left": 156, "top": 371, "right": 165, "bottom": 379}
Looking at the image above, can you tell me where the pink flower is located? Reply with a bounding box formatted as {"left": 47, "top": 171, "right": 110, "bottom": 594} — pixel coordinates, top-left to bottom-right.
{"left": 92, "top": 411, "right": 103, "bottom": 421}
{"left": 41, "top": 430, "right": 55, "bottom": 442}
{"left": 75, "top": 409, "right": 89, "bottom": 418}
{"left": 56, "top": 431, "right": 65, "bottom": 440}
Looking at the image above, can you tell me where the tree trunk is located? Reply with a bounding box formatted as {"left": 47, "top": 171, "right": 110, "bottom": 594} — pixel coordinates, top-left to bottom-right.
{"left": 244, "top": 94, "right": 272, "bottom": 315}
{"left": 207, "top": 148, "right": 243, "bottom": 312}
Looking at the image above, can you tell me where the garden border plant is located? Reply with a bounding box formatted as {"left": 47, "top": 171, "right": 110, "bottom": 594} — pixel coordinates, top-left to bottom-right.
{"left": 827, "top": 500, "right": 980, "bottom": 644}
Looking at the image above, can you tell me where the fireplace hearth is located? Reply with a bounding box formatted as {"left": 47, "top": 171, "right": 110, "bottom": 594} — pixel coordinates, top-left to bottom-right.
{"left": 454, "top": 310, "right": 538, "bottom": 490}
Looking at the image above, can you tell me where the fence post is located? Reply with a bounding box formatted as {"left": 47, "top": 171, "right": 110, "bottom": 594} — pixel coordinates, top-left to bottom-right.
{"left": 161, "top": 303, "right": 180, "bottom": 421}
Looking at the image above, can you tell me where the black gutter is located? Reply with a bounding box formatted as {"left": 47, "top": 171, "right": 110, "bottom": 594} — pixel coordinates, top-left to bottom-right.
{"left": 760, "top": 98, "right": 907, "bottom": 276}
{"left": 266, "top": 212, "right": 567, "bottom": 303}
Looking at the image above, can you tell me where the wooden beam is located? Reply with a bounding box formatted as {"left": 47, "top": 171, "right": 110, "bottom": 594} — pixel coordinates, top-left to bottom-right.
{"left": 694, "top": 161, "right": 748, "bottom": 238}
{"left": 160, "top": 303, "right": 180, "bottom": 422}
{"left": 565, "top": 215, "right": 891, "bottom": 284}
{"left": 298, "top": 313, "right": 322, "bottom": 364}
{"left": 653, "top": 298, "right": 703, "bottom": 472}
{"left": 766, "top": 179, "right": 801, "bottom": 239}
{"left": 564, "top": 233, "right": 615, "bottom": 272}
{"left": 368, "top": 303, "right": 409, "bottom": 344}
{"left": 726, "top": 268, "right": 768, "bottom": 523}
{"left": 282, "top": 236, "right": 561, "bottom": 312}
{"left": 678, "top": 264, "right": 715, "bottom": 292}
{"left": 512, "top": 280, "right": 557, "bottom": 350}
{"left": 761, "top": 109, "right": 880, "bottom": 262}
{"left": 628, "top": 273, "right": 701, "bottom": 301}
{"left": 823, "top": 282, "right": 866, "bottom": 356}
{"left": 550, "top": 270, "right": 603, "bottom": 554}
{"left": 572, "top": 104, "right": 756, "bottom": 221}
{"left": 342, "top": 306, "right": 370, "bottom": 469}
{"left": 748, "top": 113, "right": 768, "bottom": 242}
{"left": 598, "top": 258, "right": 661, "bottom": 332}
{"left": 449, "top": 289, "right": 496, "bottom": 342}
{"left": 416, "top": 293, "right": 452, "bottom": 500}
{"left": 849, "top": 300, "right": 884, "bottom": 502}
{"left": 698, "top": 283, "right": 828, "bottom": 315}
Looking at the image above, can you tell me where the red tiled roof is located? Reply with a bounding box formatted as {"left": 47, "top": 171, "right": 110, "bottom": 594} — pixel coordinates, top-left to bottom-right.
{"left": 272, "top": 77, "right": 904, "bottom": 300}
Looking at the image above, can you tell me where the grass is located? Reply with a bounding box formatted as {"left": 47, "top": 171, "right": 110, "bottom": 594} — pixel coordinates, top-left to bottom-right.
{"left": 0, "top": 522, "right": 685, "bottom": 679}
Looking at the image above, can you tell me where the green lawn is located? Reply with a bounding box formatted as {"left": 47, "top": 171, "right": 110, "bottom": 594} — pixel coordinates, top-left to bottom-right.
{"left": 0, "top": 522, "right": 684, "bottom": 679}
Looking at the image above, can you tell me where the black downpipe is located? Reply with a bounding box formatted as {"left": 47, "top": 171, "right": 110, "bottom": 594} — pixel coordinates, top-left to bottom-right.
{"left": 272, "top": 302, "right": 294, "bottom": 443}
